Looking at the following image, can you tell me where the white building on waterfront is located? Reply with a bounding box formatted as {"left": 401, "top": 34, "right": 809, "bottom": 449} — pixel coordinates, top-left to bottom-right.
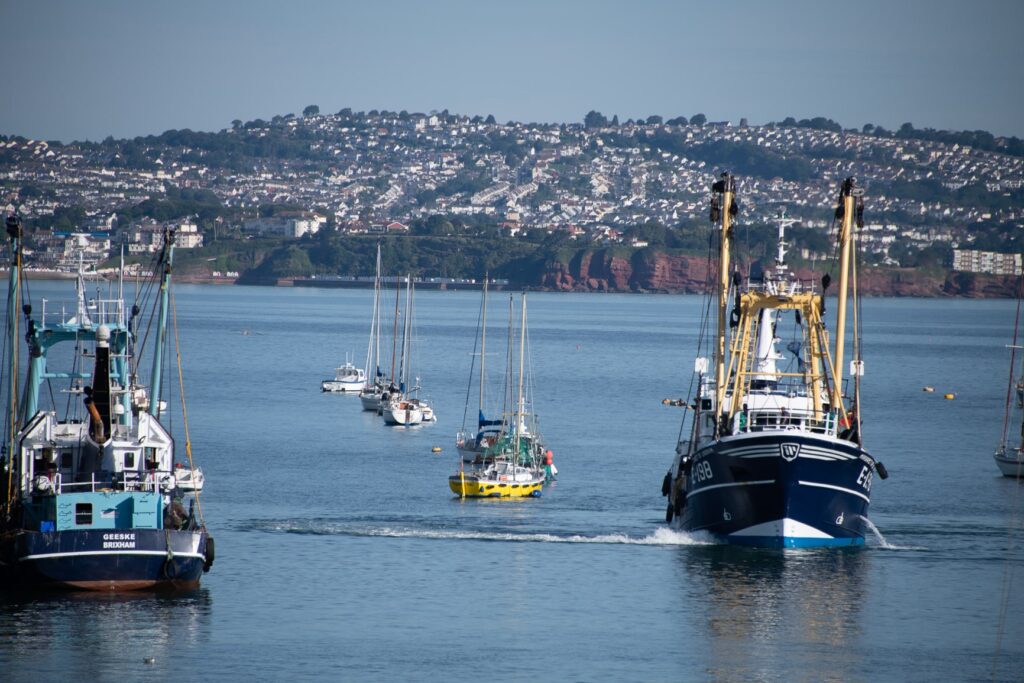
{"left": 952, "top": 249, "right": 1022, "bottom": 275}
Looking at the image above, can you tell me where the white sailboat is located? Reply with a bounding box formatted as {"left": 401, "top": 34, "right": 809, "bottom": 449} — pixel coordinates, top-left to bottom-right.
{"left": 995, "top": 280, "right": 1024, "bottom": 477}
{"left": 359, "top": 246, "right": 386, "bottom": 411}
{"left": 381, "top": 275, "right": 433, "bottom": 426}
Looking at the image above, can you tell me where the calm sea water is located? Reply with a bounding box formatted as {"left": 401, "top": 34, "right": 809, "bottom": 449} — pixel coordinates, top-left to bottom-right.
{"left": 1, "top": 282, "right": 1022, "bottom": 682}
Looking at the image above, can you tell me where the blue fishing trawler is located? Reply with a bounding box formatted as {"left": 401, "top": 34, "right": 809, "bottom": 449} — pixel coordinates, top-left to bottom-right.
{"left": 661, "top": 177, "right": 888, "bottom": 547}
{"left": 0, "top": 216, "right": 213, "bottom": 589}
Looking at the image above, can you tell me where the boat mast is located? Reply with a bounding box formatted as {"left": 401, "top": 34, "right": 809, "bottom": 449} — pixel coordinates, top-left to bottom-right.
{"left": 514, "top": 293, "right": 527, "bottom": 460}
{"left": 389, "top": 274, "right": 401, "bottom": 386}
{"left": 479, "top": 276, "right": 488, "bottom": 420}
{"left": 500, "top": 294, "right": 513, "bottom": 428}
{"left": 712, "top": 173, "right": 736, "bottom": 430}
{"left": 832, "top": 177, "right": 859, "bottom": 408}
{"left": 364, "top": 245, "right": 381, "bottom": 383}
{"left": 398, "top": 275, "right": 411, "bottom": 394}
{"left": 4, "top": 215, "right": 23, "bottom": 507}
{"left": 374, "top": 251, "right": 382, "bottom": 382}
{"left": 148, "top": 227, "right": 174, "bottom": 417}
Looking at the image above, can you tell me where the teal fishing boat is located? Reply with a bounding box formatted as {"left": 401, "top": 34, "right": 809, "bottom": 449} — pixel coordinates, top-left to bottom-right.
{"left": 0, "top": 216, "right": 214, "bottom": 590}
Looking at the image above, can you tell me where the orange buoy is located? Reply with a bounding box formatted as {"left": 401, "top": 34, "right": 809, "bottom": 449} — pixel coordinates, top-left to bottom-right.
{"left": 544, "top": 450, "right": 553, "bottom": 466}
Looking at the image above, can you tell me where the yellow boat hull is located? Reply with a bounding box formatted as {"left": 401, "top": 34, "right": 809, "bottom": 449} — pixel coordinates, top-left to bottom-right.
{"left": 448, "top": 475, "right": 543, "bottom": 498}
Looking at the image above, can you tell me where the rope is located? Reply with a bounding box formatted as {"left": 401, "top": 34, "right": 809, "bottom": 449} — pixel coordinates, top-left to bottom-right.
{"left": 170, "top": 288, "right": 204, "bottom": 526}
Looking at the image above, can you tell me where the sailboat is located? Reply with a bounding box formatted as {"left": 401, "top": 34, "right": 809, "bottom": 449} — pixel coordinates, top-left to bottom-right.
{"left": 660, "top": 176, "right": 888, "bottom": 547}
{"left": 995, "top": 279, "right": 1024, "bottom": 477}
{"left": 359, "top": 246, "right": 387, "bottom": 411}
{"left": 0, "top": 216, "right": 214, "bottom": 589}
{"left": 449, "top": 293, "right": 550, "bottom": 498}
{"left": 381, "top": 276, "right": 434, "bottom": 426}
{"left": 456, "top": 278, "right": 503, "bottom": 461}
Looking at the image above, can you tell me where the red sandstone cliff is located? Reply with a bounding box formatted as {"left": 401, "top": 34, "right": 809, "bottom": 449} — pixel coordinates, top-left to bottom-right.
{"left": 534, "top": 249, "right": 1019, "bottom": 297}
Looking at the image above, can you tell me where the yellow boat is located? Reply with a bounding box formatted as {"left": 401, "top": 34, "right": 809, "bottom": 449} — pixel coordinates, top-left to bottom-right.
{"left": 449, "top": 292, "right": 551, "bottom": 499}
{"left": 449, "top": 461, "right": 545, "bottom": 498}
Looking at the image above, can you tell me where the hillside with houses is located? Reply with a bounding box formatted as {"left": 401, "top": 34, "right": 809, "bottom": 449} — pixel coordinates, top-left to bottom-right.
{"left": 2, "top": 108, "right": 1022, "bottom": 294}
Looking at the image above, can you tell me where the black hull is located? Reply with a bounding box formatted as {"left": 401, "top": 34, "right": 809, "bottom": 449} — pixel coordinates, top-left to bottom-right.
{"left": 677, "top": 433, "right": 873, "bottom": 548}
{"left": 0, "top": 528, "right": 209, "bottom": 591}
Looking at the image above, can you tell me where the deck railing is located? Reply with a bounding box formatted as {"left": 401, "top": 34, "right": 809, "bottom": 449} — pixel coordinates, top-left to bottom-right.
{"left": 732, "top": 407, "right": 839, "bottom": 436}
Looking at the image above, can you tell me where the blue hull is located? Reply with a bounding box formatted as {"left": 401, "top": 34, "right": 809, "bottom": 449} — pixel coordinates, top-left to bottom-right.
{"left": 678, "top": 433, "right": 873, "bottom": 548}
{"left": 0, "top": 528, "right": 209, "bottom": 590}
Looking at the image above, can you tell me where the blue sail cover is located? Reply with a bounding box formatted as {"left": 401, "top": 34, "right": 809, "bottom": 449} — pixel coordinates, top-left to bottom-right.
{"left": 478, "top": 410, "right": 503, "bottom": 428}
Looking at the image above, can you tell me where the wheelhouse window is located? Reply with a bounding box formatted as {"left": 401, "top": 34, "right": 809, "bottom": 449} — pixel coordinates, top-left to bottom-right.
{"left": 75, "top": 503, "right": 92, "bottom": 526}
{"left": 123, "top": 452, "right": 136, "bottom": 469}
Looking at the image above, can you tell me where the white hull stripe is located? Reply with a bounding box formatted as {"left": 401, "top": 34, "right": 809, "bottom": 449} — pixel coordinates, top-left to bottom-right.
{"left": 716, "top": 445, "right": 859, "bottom": 461}
{"left": 730, "top": 517, "right": 833, "bottom": 539}
{"left": 20, "top": 550, "right": 206, "bottom": 562}
{"left": 797, "top": 480, "right": 870, "bottom": 503}
{"left": 800, "top": 446, "right": 857, "bottom": 460}
{"left": 689, "top": 479, "right": 775, "bottom": 497}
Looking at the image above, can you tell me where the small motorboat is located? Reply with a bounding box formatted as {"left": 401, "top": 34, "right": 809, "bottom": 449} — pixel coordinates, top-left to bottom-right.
{"left": 175, "top": 464, "right": 205, "bottom": 492}
{"left": 321, "top": 356, "right": 366, "bottom": 393}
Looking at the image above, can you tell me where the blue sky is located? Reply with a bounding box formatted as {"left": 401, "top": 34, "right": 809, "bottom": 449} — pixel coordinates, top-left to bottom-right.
{"left": 1, "top": 0, "right": 1022, "bottom": 142}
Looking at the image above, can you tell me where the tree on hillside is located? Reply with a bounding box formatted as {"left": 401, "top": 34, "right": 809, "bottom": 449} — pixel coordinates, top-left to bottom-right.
{"left": 584, "top": 110, "right": 609, "bottom": 129}
{"left": 689, "top": 113, "right": 707, "bottom": 126}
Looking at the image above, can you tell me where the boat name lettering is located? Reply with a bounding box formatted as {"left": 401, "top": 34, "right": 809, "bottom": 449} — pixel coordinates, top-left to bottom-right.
{"left": 102, "top": 532, "right": 136, "bottom": 549}
{"left": 692, "top": 460, "right": 714, "bottom": 483}
{"left": 856, "top": 465, "right": 873, "bottom": 492}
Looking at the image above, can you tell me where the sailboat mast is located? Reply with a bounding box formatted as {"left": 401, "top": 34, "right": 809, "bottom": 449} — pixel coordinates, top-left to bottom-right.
{"left": 389, "top": 274, "right": 401, "bottom": 385}
{"left": 375, "top": 252, "right": 382, "bottom": 380}
{"left": 515, "top": 293, "right": 527, "bottom": 458}
{"left": 832, "top": 177, "right": 857, "bottom": 408}
{"left": 364, "top": 246, "right": 379, "bottom": 382}
{"left": 713, "top": 173, "right": 736, "bottom": 427}
{"left": 399, "top": 275, "right": 411, "bottom": 392}
{"left": 148, "top": 228, "right": 174, "bottom": 417}
{"left": 479, "top": 277, "right": 488, "bottom": 415}
{"left": 501, "top": 294, "right": 513, "bottom": 430}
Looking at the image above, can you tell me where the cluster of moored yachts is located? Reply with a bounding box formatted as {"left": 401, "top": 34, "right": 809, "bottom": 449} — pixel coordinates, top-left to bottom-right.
{"left": 321, "top": 252, "right": 556, "bottom": 498}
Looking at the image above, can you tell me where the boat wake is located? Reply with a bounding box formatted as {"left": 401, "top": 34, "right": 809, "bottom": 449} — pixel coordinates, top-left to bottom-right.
{"left": 240, "top": 519, "right": 715, "bottom": 546}
{"left": 859, "top": 516, "right": 924, "bottom": 550}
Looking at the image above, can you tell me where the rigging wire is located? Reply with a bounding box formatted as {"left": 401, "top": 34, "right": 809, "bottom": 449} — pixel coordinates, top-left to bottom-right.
{"left": 170, "top": 287, "right": 204, "bottom": 525}
{"left": 998, "top": 276, "right": 1023, "bottom": 450}
{"left": 676, "top": 217, "right": 717, "bottom": 446}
